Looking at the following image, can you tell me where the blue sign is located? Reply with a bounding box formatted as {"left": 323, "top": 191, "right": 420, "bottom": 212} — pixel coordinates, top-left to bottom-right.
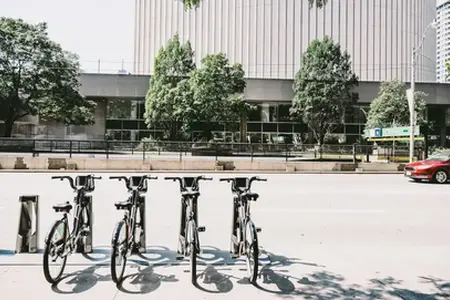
{"left": 374, "top": 128, "right": 382, "bottom": 137}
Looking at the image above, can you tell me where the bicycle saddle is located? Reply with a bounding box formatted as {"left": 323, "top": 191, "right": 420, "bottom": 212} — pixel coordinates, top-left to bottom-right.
{"left": 242, "top": 192, "right": 259, "bottom": 200}
{"left": 181, "top": 191, "right": 200, "bottom": 198}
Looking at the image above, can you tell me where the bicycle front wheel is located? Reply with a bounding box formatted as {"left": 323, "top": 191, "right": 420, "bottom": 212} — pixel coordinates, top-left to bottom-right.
{"left": 245, "top": 220, "right": 259, "bottom": 284}
{"left": 186, "top": 220, "right": 199, "bottom": 284}
{"left": 111, "top": 220, "right": 129, "bottom": 284}
{"left": 43, "top": 219, "right": 68, "bottom": 284}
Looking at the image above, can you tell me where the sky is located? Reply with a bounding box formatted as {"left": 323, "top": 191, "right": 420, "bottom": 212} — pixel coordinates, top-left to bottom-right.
{"left": 0, "top": 0, "right": 134, "bottom": 73}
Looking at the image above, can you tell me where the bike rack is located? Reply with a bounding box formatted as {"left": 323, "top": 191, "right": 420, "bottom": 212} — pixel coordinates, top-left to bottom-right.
{"left": 75, "top": 195, "right": 93, "bottom": 254}
{"left": 15, "top": 195, "right": 39, "bottom": 253}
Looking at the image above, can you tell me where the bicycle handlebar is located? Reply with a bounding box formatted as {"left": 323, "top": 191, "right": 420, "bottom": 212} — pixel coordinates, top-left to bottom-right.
{"left": 51, "top": 174, "right": 102, "bottom": 190}
{"left": 109, "top": 175, "right": 158, "bottom": 191}
{"left": 219, "top": 176, "right": 267, "bottom": 192}
{"left": 164, "top": 175, "right": 212, "bottom": 191}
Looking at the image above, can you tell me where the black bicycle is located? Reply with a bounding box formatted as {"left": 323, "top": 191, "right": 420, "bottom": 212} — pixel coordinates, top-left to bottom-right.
{"left": 43, "top": 174, "right": 102, "bottom": 284}
{"left": 109, "top": 175, "right": 158, "bottom": 284}
{"left": 220, "top": 176, "right": 267, "bottom": 284}
{"left": 165, "top": 175, "right": 212, "bottom": 284}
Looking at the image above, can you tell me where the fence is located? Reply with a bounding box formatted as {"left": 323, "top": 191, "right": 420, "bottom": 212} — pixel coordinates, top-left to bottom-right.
{"left": 0, "top": 138, "right": 425, "bottom": 162}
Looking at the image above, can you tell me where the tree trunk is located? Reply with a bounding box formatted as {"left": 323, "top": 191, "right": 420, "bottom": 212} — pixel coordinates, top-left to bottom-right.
{"left": 2, "top": 117, "right": 14, "bottom": 137}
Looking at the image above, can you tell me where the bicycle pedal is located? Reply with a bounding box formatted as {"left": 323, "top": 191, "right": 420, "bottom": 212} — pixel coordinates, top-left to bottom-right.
{"left": 256, "top": 227, "right": 262, "bottom": 233}
{"left": 197, "top": 226, "right": 206, "bottom": 232}
{"left": 176, "top": 254, "right": 185, "bottom": 260}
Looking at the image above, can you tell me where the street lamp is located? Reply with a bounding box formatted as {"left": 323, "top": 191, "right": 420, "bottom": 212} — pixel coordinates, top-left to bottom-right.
{"left": 409, "top": 19, "right": 437, "bottom": 163}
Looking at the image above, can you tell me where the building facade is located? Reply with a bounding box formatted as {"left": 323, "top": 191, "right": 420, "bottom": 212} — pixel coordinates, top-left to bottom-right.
{"left": 134, "top": 0, "right": 436, "bottom": 82}
{"left": 8, "top": 73, "right": 450, "bottom": 147}
{"left": 437, "top": 0, "right": 450, "bottom": 82}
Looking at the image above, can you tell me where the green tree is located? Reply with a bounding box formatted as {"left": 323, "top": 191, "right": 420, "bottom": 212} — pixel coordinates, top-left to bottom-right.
{"left": 0, "top": 17, "right": 95, "bottom": 137}
{"left": 181, "top": 0, "right": 327, "bottom": 10}
{"left": 144, "top": 33, "right": 195, "bottom": 140}
{"left": 188, "top": 53, "right": 252, "bottom": 139}
{"left": 365, "top": 80, "right": 427, "bottom": 129}
{"left": 291, "top": 36, "right": 358, "bottom": 147}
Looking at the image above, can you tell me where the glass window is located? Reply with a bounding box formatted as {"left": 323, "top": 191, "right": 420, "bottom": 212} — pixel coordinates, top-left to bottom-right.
{"left": 106, "top": 99, "right": 132, "bottom": 119}
{"left": 446, "top": 107, "right": 450, "bottom": 126}
{"left": 106, "top": 120, "right": 122, "bottom": 130}
{"left": 122, "top": 120, "right": 139, "bottom": 130}
{"left": 261, "top": 103, "right": 278, "bottom": 122}
{"left": 248, "top": 105, "right": 262, "bottom": 121}
{"left": 263, "top": 123, "right": 277, "bottom": 132}
{"left": 247, "top": 122, "right": 261, "bottom": 132}
{"left": 138, "top": 101, "right": 146, "bottom": 120}
{"left": 278, "top": 104, "right": 292, "bottom": 121}
{"left": 278, "top": 123, "right": 293, "bottom": 132}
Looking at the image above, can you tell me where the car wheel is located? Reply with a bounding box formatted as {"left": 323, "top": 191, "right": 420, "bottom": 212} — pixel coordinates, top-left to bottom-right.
{"left": 433, "top": 170, "right": 448, "bottom": 184}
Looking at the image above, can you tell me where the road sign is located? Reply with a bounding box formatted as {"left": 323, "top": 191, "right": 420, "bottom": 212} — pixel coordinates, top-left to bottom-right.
{"left": 363, "top": 126, "right": 420, "bottom": 138}
{"left": 406, "top": 88, "right": 414, "bottom": 112}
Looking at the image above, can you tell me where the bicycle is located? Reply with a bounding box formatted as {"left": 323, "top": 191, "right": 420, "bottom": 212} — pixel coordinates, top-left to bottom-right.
{"left": 109, "top": 175, "right": 158, "bottom": 284}
{"left": 219, "top": 176, "right": 267, "bottom": 284}
{"left": 164, "top": 175, "right": 212, "bottom": 284}
{"left": 43, "top": 174, "right": 102, "bottom": 284}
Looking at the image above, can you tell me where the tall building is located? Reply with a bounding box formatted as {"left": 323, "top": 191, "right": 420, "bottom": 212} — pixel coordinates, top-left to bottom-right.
{"left": 134, "top": 0, "right": 436, "bottom": 82}
{"left": 437, "top": 0, "right": 450, "bottom": 82}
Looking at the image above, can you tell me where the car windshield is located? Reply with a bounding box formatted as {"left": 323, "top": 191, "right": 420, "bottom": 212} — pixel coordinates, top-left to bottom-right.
{"left": 426, "top": 153, "right": 450, "bottom": 161}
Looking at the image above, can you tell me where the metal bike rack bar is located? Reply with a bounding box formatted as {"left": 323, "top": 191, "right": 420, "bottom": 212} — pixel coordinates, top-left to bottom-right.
{"left": 75, "top": 195, "right": 93, "bottom": 253}
{"left": 15, "top": 195, "right": 39, "bottom": 253}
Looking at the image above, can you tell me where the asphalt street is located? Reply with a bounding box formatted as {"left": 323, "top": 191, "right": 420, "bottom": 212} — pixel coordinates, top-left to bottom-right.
{"left": 0, "top": 173, "right": 449, "bottom": 299}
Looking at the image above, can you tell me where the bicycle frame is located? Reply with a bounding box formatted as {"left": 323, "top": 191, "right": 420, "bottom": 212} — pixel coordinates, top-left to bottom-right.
{"left": 122, "top": 189, "right": 144, "bottom": 255}
{"left": 55, "top": 188, "right": 91, "bottom": 256}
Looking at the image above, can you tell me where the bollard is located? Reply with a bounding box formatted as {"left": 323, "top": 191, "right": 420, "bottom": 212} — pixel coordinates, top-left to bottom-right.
{"left": 75, "top": 195, "right": 93, "bottom": 253}
{"left": 15, "top": 195, "right": 39, "bottom": 253}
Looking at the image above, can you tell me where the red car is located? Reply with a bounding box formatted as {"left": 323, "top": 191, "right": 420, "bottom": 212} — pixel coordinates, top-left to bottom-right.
{"left": 404, "top": 150, "right": 450, "bottom": 184}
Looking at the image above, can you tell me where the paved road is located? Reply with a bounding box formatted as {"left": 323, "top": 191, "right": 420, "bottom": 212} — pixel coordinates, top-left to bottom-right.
{"left": 0, "top": 173, "right": 449, "bottom": 299}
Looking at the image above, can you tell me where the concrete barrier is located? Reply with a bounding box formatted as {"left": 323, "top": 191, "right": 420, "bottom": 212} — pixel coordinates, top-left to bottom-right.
{"left": 0, "top": 155, "right": 405, "bottom": 172}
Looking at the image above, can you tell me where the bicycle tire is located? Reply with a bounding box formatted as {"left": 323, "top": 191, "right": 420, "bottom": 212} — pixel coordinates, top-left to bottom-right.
{"left": 111, "top": 220, "right": 129, "bottom": 284}
{"left": 187, "top": 220, "right": 198, "bottom": 284}
{"left": 43, "top": 219, "right": 68, "bottom": 284}
{"left": 245, "top": 220, "right": 259, "bottom": 284}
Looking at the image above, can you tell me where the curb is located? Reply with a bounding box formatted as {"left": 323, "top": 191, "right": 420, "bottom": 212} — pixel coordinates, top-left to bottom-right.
{"left": 0, "top": 169, "right": 405, "bottom": 174}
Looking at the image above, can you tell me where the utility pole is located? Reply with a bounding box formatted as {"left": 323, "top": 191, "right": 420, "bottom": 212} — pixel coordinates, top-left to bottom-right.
{"left": 409, "top": 51, "right": 416, "bottom": 163}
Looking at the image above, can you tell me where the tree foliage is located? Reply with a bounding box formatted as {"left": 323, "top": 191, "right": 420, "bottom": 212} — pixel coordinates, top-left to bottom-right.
{"left": 0, "top": 17, "right": 95, "bottom": 137}
{"left": 365, "top": 80, "right": 427, "bottom": 129}
{"left": 144, "top": 33, "right": 195, "bottom": 140}
{"left": 187, "top": 53, "right": 252, "bottom": 139}
{"left": 291, "top": 36, "right": 358, "bottom": 146}
{"left": 180, "top": 0, "right": 327, "bottom": 10}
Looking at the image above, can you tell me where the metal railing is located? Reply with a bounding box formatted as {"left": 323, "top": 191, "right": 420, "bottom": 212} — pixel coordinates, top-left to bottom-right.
{"left": 0, "top": 138, "right": 424, "bottom": 162}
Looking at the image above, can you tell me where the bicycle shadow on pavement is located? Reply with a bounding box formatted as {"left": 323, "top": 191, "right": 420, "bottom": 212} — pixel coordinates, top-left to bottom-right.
{"left": 117, "top": 264, "right": 179, "bottom": 294}
{"left": 51, "top": 264, "right": 111, "bottom": 294}
{"left": 194, "top": 265, "right": 235, "bottom": 293}
{"left": 241, "top": 250, "right": 321, "bottom": 294}
{"left": 198, "top": 245, "right": 246, "bottom": 266}
{"left": 81, "top": 247, "right": 111, "bottom": 263}
{"left": 134, "top": 245, "right": 179, "bottom": 265}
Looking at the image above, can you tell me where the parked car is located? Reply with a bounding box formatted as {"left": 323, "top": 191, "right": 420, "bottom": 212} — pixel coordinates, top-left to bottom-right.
{"left": 404, "top": 150, "right": 450, "bottom": 184}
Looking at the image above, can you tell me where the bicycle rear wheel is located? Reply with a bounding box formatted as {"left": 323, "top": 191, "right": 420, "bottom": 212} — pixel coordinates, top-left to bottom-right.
{"left": 245, "top": 220, "right": 259, "bottom": 284}
{"left": 111, "top": 220, "right": 129, "bottom": 284}
{"left": 186, "top": 220, "right": 199, "bottom": 284}
{"left": 43, "top": 219, "right": 68, "bottom": 284}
